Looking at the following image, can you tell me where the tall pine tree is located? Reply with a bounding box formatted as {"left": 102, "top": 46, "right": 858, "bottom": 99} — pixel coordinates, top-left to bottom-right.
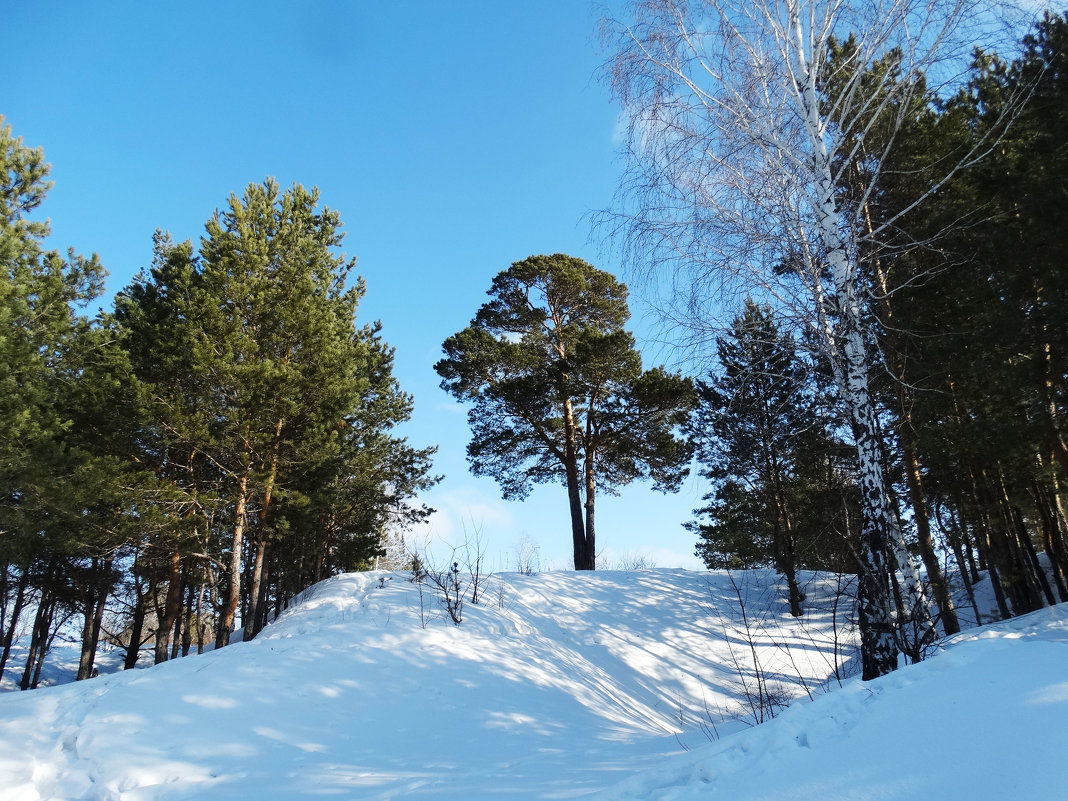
{"left": 115, "top": 180, "right": 436, "bottom": 648}
{"left": 437, "top": 254, "right": 695, "bottom": 570}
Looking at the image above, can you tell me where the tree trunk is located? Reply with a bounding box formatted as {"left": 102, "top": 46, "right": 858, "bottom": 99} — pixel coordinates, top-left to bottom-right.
{"left": 953, "top": 537, "right": 982, "bottom": 626}
{"left": 584, "top": 446, "right": 597, "bottom": 571}
{"left": 155, "top": 549, "right": 183, "bottom": 664}
{"left": 887, "top": 498, "right": 937, "bottom": 656}
{"left": 124, "top": 576, "right": 148, "bottom": 670}
{"left": 218, "top": 470, "right": 250, "bottom": 648}
{"left": 817, "top": 221, "right": 898, "bottom": 676}
{"left": 949, "top": 495, "right": 982, "bottom": 585}
{"left": 889, "top": 566, "right": 907, "bottom": 655}
{"left": 582, "top": 397, "right": 600, "bottom": 571}
{"left": 771, "top": 483, "right": 803, "bottom": 618}
{"left": 902, "top": 444, "right": 959, "bottom": 634}
{"left": 194, "top": 580, "right": 207, "bottom": 655}
{"left": 793, "top": 13, "right": 897, "bottom": 677}
{"left": 937, "top": 503, "right": 983, "bottom": 626}
{"left": 245, "top": 540, "right": 268, "bottom": 641}
{"left": 170, "top": 601, "right": 183, "bottom": 661}
{"left": 842, "top": 344, "right": 898, "bottom": 680}
{"left": 1045, "top": 464, "right": 1068, "bottom": 595}
{"left": 989, "top": 491, "right": 1028, "bottom": 614}
{"left": 272, "top": 574, "right": 285, "bottom": 625}
{"left": 1032, "top": 478, "right": 1068, "bottom": 602}
{"left": 314, "top": 531, "right": 326, "bottom": 585}
{"left": 246, "top": 417, "right": 284, "bottom": 641}
{"left": 0, "top": 570, "right": 29, "bottom": 682}
{"left": 993, "top": 468, "right": 1045, "bottom": 613}
{"left": 207, "top": 573, "right": 220, "bottom": 650}
{"left": 76, "top": 559, "right": 111, "bottom": 681}
{"left": 968, "top": 466, "right": 1013, "bottom": 618}
{"left": 78, "top": 589, "right": 108, "bottom": 680}
{"left": 561, "top": 397, "right": 590, "bottom": 570}
{"left": 21, "top": 588, "right": 56, "bottom": 691}
{"left": 181, "top": 581, "right": 194, "bottom": 657}
{"left": 1010, "top": 502, "right": 1054, "bottom": 607}
{"left": 1038, "top": 323, "right": 1068, "bottom": 477}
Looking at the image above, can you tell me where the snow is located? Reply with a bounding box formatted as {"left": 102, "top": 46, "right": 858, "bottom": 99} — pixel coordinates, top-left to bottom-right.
{"left": 1, "top": 569, "right": 1065, "bottom": 800}
{"left": 594, "top": 604, "right": 1068, "bottom": 800}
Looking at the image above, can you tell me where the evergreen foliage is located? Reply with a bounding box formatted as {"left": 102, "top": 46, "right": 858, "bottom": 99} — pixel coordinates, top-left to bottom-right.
{"left": 436, "top": 254, "right": 695, "bottom": 569}
{"left": 884, "top": 11, "right": 1068, "bottom": 617}
{"left": 688, "top": 300, "right": 858, "bottom": 614}
{"left": 113, "top": 180, "right": 437, "bottom": 647}
{"left": 0, "top": 130, "right": 437, "bottom": 685}
{"left": 0, "top": 117, "right": 149, "bottom": 685}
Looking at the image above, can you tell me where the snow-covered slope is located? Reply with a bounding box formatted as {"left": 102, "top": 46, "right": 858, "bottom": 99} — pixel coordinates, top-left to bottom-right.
{"left": 594, "top": 602, "right": 1068, "bottom": 800}
{"left": 0, "top": 569, "right": 1064, "bottom": 800}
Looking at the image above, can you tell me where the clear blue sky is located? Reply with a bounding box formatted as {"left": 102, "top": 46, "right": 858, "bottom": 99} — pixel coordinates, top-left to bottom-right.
{"left": 7, "top": 1, "right": 706, "bottom": 570}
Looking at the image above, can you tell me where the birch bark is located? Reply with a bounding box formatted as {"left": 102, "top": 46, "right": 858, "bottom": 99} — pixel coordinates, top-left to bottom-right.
{"left": 788, "top": 3, "right": 899, "bottom": 677}
{"left": 603, "top": 0, "right": 1017, "bottom": 677}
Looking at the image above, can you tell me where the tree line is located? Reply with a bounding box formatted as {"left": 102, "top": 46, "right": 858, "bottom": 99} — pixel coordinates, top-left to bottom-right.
{"left": 690, "top": 8, "right": 1068, "bottom": 644}
{"left": 0, "top": 131, "right": 437, "bottom": 688}
{"left": 418, "top": 11, "right": 1068, "bottom": 681}
{"left": 3, "top": 7, "right": 1065, "bottom": 691}
{"left": 603, "top": 1, "right": 1068, "bottom": 679}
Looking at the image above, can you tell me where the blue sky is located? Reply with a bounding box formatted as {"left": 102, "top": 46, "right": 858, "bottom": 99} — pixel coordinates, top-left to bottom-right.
{"left": 7, "top": 1, "right": 706, "bottom": 569}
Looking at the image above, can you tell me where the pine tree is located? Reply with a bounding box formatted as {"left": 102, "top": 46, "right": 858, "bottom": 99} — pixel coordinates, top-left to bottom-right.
{"left": 437, "top": 254, "right": 695, "bottom": 570}
{"left": 877, "top": 14, "right": 1068, "bottom": 619}
{"left": 0, "top": 117, "right": 148, "bottom": 686}
{"left": 114, "top": 180, "right": 437, "bottom": 648}
{"left": 689, "top": 300, "right": 855, "bottom": 615}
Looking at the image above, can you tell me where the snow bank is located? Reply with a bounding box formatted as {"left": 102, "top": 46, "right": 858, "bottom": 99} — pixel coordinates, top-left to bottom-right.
{"left": 593, "top": 603, "right": 1068, "bottom": 801}
{"left": 0, "top": 569, "right": 1062, "bottom": 801}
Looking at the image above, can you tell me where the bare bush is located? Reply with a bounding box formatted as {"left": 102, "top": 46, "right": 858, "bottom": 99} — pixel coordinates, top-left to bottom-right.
{"left": 495, "top": 571, "right": 509, "bottom": 611}
{"left": 513, "top": 534, "right": 541, "bottom": 576}
{"left": 706, "top": 570, "right": 863, "bottom": 726}
{"left": 720, "top": 571, "right": 790, "bottom": 724}
{"left": 425, "top": 562, "right": 465, "bottom": 625}
{"left": 617, "top": 551, "right": 657, "bottom": 570}
{"left": 403, "top": 532, "right": 490, "bottom": 627}
{"left": 459, "top": 524, "right": 488, "bottom": 606}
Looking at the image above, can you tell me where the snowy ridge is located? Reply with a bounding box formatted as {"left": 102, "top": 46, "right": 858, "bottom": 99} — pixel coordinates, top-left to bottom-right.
{"left": 593, "top": 603, "right": 1068, "bottom": 800}
{"left": 0, "top": 569, "right": 1064, "bottom": 800}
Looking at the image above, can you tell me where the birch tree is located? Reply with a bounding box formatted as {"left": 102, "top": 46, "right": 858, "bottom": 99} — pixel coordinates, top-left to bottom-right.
{"left": 603, "top": 0, "right": 1023, "bottom": 678}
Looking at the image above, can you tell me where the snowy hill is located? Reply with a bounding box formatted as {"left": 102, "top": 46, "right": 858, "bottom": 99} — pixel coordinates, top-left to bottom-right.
{"left": 1, "top": 569, "right": 1065, "bottom": 800}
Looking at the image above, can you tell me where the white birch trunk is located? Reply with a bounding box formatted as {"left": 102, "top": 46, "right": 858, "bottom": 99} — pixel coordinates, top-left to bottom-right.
{"left": 889, "top": 513, "right": 938, "bottom": 653}
{"left": 788, "top": 1, "right": 899, "bottom": 679}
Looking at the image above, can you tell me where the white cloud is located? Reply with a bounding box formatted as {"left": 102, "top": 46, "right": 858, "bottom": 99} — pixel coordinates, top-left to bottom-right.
{"left": 433, "top": 400, "right": 466, "bottom": 416}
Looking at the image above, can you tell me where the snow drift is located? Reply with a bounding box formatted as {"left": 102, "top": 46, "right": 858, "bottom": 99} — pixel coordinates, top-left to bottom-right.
{"left": 0, "top": 568, "right": 1064, "bottom": 800}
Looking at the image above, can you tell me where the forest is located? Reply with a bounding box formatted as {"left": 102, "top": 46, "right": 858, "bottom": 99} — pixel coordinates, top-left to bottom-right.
{"left": 0, "top": 169, "right": 439, "bottom": 688}
{"left": 2, "top": 5, "right": 1067, "bottom": 691}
